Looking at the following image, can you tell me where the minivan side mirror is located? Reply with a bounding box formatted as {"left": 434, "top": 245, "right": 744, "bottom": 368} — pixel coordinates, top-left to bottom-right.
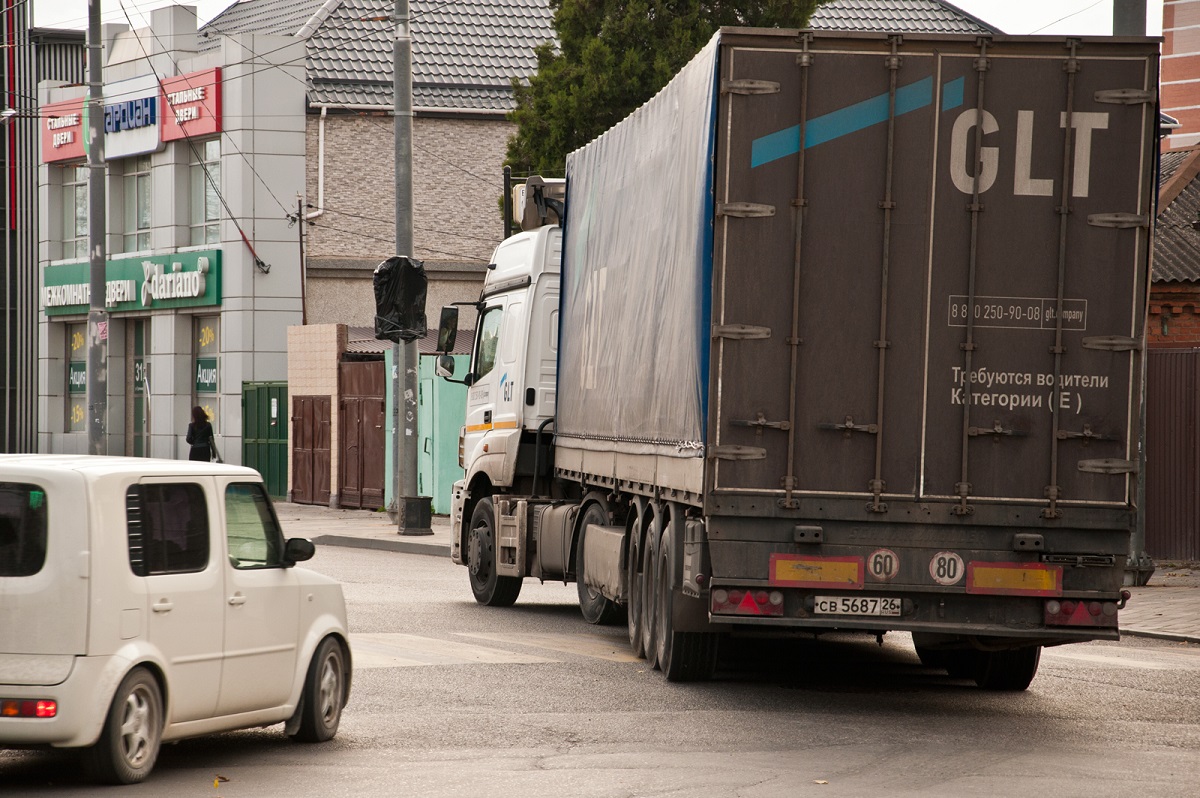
{"left": 283, "top": 537, "right": 315, "bottom": 566}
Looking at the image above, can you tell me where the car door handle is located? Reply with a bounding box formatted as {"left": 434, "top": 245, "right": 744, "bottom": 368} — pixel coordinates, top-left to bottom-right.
{"left": 152, "top": 599, "right": 174, "bottom": 613}
{"left": 228, "top": 593, "right": 247, "bottom": 606}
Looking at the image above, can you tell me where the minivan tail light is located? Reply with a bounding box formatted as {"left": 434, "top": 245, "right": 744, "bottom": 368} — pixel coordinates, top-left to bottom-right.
{"left": 1, "top": 699, "right": 57, "bottom": 718}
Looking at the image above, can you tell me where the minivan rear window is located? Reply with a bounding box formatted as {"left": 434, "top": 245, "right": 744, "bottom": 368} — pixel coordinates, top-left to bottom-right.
{"left": 0, "top": 482, "right": 48, "bottom": 577}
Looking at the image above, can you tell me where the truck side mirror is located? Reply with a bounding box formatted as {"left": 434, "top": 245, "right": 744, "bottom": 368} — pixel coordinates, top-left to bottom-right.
{"left": 437, "top": 306, "right": 458, "bottom": 353}
{"left": 435, "top": 354, "right": 456, "bottom": 378}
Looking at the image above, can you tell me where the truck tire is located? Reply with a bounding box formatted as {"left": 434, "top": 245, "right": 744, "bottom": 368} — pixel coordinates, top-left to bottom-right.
{"left": 467, "top": 497, "right": 522, "bottom": 607}
{"left": 626, "top": 515, "right": 645, "bottom": 658}
{"left": 641, "top": 525, "right": 660, "bottom": 670}
{"left": 82, "top": 667, "right": 163, "bottom": 784}
{"left": 974, "top": 646, "right": 1041, "bottom": 691}
{"left": 654, "top": 525, "right": 719, "bottom": 682}
{"left": 576, "top": 502, "right": 623, "bottom": 625}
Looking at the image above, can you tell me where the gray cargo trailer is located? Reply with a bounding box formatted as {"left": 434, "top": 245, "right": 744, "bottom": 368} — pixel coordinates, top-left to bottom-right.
{"left": 440, "top": 28, "right": 1159, "bottom": 687}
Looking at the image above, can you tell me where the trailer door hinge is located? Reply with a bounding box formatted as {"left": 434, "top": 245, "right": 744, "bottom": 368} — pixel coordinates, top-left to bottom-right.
{"left": 1057, "top": 424, "right": 1118, "bottom": 443}
{"left": 1077, "top": 458, "right": 1138, "bottom": 475}
{"left": 818, "top": 416, "right": 878, "bottom": 436}
{"left": 712, "top": 324, "right": 772, "bottom": 340}
{"left": 732, "top": 414, "right": 791, "bottom": 431}
{"left": 717, "top": 202, "right": 776, "bottom": 218}
{"left": 1082, "top": 335, "right": 1141, "bottom": 352}
{"left": 709, "top": 445, "right": 767, "bottom": 460}
{"left": 1094, "top": 88, "right": 1155, "bottom": 105}
{"left": 1087, "top": 213, "right": 1148, "bottom": 229}
{"left": 721, "top": 79, "right": 780, "bottom": 95}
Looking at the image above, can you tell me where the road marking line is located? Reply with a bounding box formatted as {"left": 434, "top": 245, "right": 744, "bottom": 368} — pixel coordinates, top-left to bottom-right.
{"left": 457, "top": 631, "right": 642, "bottom": 663}
{"left": 350, "top": 632, "right": 560, "bottom": 669}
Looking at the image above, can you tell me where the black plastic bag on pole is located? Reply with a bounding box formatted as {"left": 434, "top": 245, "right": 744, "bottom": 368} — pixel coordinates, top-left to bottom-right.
{"left": 373, "top": 256, "right": 427, "bottom": 343}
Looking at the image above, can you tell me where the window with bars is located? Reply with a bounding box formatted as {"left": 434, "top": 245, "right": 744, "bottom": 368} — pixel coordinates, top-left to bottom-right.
{"left": 123, "top": 154, "right": 152, "bottom": 252}
{"left": 190, "top": 140, "right": 221, "bottom": 246}
{"left": 60, "top": 164, "right": 88, "bottom": 259}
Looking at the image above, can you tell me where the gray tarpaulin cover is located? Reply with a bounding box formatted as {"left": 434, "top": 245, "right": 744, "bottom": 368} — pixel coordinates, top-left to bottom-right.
{"left": 559, "top": 35, "right": 718, "bottom": 458}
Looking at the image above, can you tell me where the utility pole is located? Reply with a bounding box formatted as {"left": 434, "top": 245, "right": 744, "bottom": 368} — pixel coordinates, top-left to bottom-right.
{"left": 393, "top": 0, "right": 431, "bottom": 534}
{"left": 1112, "top": 0, "right": 1147, "bottom": 36}
{"left": 86, "top": 0, "right": 108, "bottom": 455}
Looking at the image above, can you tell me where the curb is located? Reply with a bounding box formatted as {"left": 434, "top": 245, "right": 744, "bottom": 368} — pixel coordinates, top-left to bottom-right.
{"left": 1119, "top": 629, "right": 1200, "bottom": 645}
{"left": 311, "top": 534, "right": 451, "bottom": 558}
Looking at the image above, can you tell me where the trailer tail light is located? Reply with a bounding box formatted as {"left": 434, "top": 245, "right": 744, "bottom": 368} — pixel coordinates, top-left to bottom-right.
{"left": 0, "top": 699, "right": 57, "bottom": 718}
{"left": 712, "top": 588, "right": 784, "bottom": 617}
{"left": 1045, "top": 599, "right": 1118, "bottom": 627}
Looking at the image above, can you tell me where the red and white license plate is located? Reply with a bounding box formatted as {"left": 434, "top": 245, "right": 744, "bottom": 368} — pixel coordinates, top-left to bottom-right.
{"left": 813, "top": 596, "right": 902, "bottom": 616}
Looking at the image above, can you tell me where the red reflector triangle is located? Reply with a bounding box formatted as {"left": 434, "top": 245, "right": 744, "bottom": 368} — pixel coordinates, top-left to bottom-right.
{"left": 737, "top": 592, "right": 762, "bottom": 615}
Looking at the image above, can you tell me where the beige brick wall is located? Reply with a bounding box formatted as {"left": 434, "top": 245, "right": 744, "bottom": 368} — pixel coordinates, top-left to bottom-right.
{"left": 286, "top": 324, "right": 347, "bottom": 504}
{"left": 304, "top": 113, "right": 512, "bottom": 263}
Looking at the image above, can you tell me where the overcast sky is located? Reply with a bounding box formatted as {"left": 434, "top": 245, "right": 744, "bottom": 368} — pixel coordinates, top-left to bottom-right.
{"left": 31, "top": 0, "right": 1165, "bottom": 38}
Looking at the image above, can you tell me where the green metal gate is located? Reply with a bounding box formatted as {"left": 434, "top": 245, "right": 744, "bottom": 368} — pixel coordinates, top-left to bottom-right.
{"left": 243, "top": 381, "right": 289, "bottom": 499}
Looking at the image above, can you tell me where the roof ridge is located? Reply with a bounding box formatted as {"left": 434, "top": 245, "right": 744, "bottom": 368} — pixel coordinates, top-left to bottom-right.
{"left": 1159, "top": 148, "right": 1200, "bottom": 212}
{"left": 297, "top": 0, "right": 346, "bottom": 40}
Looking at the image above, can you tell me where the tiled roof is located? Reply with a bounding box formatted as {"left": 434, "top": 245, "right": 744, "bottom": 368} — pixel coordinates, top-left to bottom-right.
{"left": 200, "top": 0, "right": 324, "bottom": 44}
{"left": 201, "top": 0, "right": 554, "bottom": 112}
{"left": 201, "top": 0, "right": 993, "bottom": 113}
{"left": 1155, "top": 148, "right": 1200, "bottom": 283}
{"left": 810, "top": 0, "right": 997, "bottom": 34}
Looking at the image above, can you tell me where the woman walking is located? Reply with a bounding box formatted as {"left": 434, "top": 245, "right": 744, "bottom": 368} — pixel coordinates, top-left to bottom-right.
{"left": 185, "top": 406, "right": 218, "bottom": 462}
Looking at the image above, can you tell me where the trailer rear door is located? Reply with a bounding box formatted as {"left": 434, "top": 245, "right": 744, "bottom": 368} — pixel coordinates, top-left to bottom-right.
{"left": 711, "top": 33, "right": 1156, "bottom": 511}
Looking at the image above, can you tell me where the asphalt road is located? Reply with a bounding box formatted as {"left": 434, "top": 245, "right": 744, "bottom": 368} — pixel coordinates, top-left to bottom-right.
{"left": 4, "top": 546, "right": 1199, "bottom": 797}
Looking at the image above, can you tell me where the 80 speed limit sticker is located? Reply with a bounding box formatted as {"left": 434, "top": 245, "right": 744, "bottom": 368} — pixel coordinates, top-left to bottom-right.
{"left": 929, "top": 551, "right": 964, "bottom": 585}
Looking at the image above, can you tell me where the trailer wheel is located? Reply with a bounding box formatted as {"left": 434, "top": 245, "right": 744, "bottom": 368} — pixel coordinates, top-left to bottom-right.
{"left": 654, "top": 526, "right": 719, "bottom": 682}
{"left": 467, "top": 497, "right": 522, "bottom": 607}
{"left": 576, "top": 502, "right": 622, "bottom": 625}
{"left": 625, "top": 514, "right": 645, "bottom": 657}
{"left": 641, "top": 523, "right": 660, "bottom": 670}
{"left": 974, "top": 646, "right": 1041, "bottom": 691}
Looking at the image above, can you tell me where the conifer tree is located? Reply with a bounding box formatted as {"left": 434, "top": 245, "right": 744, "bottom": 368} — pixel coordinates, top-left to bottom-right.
{"left": 507, "top": 0, "right": 825, "bottom": 176}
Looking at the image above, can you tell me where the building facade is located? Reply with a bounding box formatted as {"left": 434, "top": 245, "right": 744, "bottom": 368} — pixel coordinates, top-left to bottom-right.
{"left": 37, "top": 6, "right": 306, "bottom": 459}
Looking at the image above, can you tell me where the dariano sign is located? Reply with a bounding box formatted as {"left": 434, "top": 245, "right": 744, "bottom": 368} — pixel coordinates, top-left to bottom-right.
{"left": 43, "top": 250, "right": 222, "bottom": 317}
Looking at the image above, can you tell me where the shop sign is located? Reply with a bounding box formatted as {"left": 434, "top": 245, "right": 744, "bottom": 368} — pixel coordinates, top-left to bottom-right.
{"left": 68, "top": 362, "right": 87, "bottom": 394}
{"left": 103, "top": 75, "right": 164, "bottom": 159}
{"left": 195, "top": 357, "right": 218, "bottom": 394}
{"left": 133, "top": 359, "right": 148, "bottom": 393}
{"left": 41, "top": 97, "right": 86, "bottom": 163}
{"left": 43, "top": 250, "right": 222, "bottom": 317}
{"left": 161, "top": 68, "right": 222, "bottom": 142}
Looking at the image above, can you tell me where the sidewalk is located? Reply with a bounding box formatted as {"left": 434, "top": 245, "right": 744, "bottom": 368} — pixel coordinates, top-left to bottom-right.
{"left": 274, "top": 501, "right": 1200, "bottom": 645}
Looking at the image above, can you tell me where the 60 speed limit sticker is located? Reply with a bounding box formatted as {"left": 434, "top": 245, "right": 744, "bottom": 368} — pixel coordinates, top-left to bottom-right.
{"left": 929, "top": 551, "right": 964, "bottom": 586}
{"left": 867, "top": 549, "right": 899, "bottom": 581}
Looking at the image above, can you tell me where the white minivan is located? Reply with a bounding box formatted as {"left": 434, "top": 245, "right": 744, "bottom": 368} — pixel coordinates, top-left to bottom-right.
{"left": 0, "top": 455, "right": 351, "bottom": 784}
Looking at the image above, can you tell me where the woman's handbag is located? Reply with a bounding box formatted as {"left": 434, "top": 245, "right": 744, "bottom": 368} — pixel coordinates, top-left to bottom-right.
{"left": 209, "top": 434, "right": 222, "bottom": 464}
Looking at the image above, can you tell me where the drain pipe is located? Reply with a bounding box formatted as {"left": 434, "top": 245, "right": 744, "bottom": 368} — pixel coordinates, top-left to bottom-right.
{"left": 306, "top": 105, "right": 327, "bottom": 221}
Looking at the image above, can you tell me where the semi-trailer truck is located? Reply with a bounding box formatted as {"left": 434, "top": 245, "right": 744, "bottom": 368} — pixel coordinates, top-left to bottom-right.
{"left": 434, "top": 28, "right": 1159, "bottom": 687}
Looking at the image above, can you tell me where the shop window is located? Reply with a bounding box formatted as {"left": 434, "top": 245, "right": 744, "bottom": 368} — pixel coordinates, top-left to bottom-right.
{"left": 123, "top": 154, "right": 152, "bottom": 252}
{"left": 60, "top": 163, "right": 88, "bottom": 259}
{"left": 66, "top": 323, "right": 86, "bottom": 432}
{"left": 190, "top": 139, "right": 221, "bottom": 246}
{"left": 194, "top": 316, "right": 219, "bottom": 424}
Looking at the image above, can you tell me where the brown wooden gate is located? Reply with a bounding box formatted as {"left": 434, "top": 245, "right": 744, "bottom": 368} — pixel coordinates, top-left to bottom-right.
{"left": 1146, "top": 349, "right": 1200, "bottom": 562}
{"left": 339, "top": 361, "right": 385, "bottom": 510}
{"left": 291, "top": 396, "right": 331, "bottom": 506}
